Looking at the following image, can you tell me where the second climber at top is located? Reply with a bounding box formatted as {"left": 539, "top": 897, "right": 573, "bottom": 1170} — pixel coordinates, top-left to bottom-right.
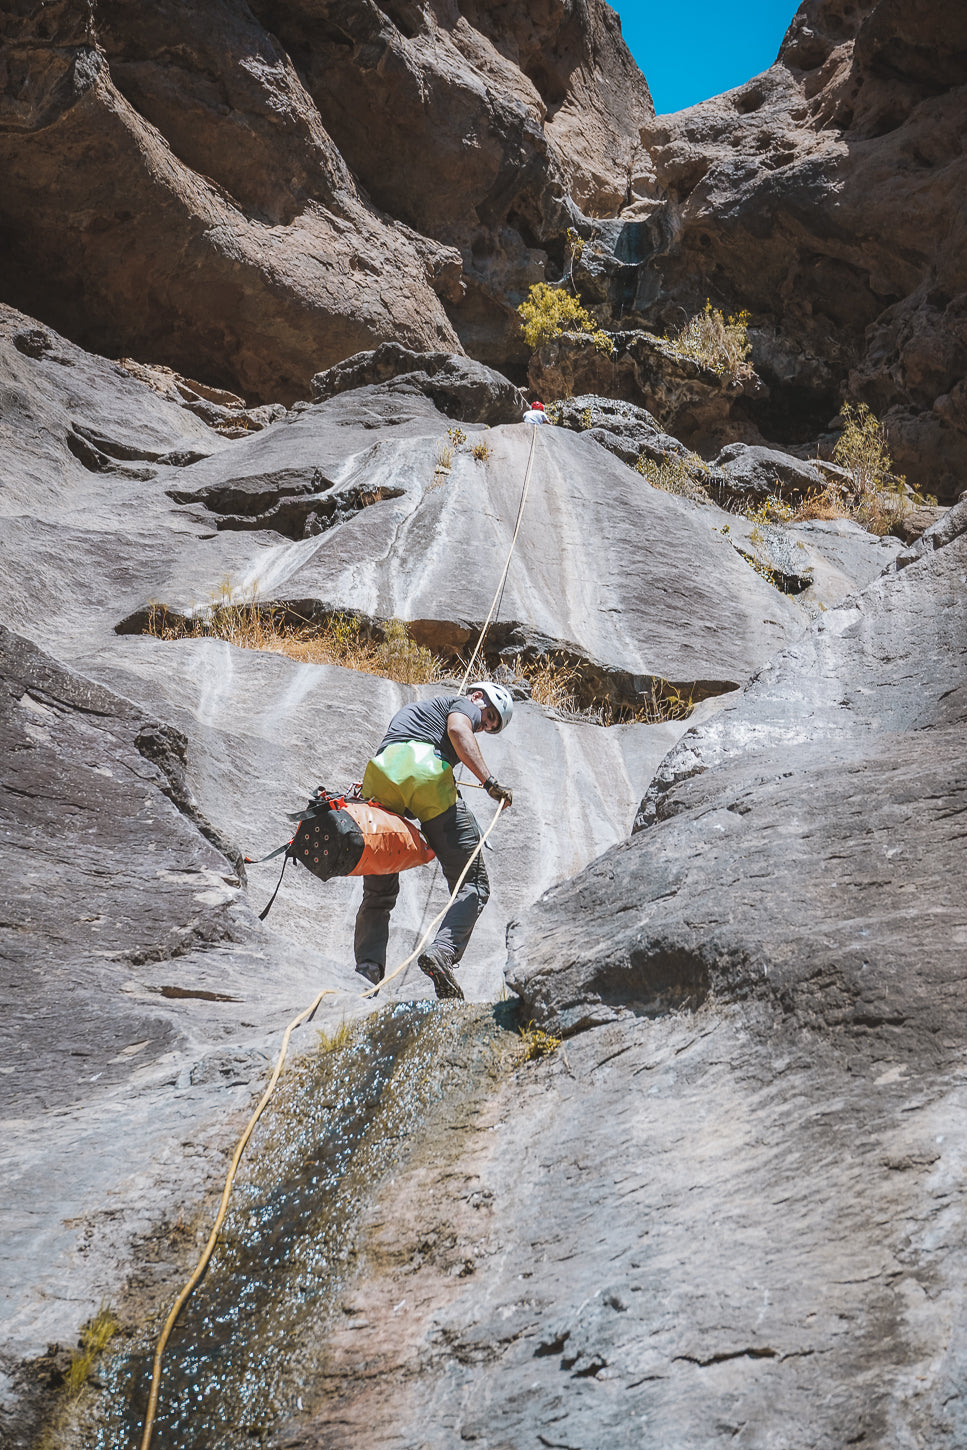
{"left": 354, "top": 682, "right": 514, "bottom": 1001}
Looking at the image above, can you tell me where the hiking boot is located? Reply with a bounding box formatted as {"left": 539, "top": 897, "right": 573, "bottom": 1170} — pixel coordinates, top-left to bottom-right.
{"left": 355, "top": 961, "right": 384, "bottom": 988}
{"left": 418, "top": 951, "right": 464, "bottom": 1001}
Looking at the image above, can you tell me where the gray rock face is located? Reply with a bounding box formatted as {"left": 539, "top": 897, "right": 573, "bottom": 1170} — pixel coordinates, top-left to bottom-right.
{"left": 507, "top": 504, "right": 967, "bottom": 1043}
{"left": 0, "top": 306, "right": 741, "bottom": 1405}
{"left": 3, "top": 301, "right": 962, "bottom": 1450}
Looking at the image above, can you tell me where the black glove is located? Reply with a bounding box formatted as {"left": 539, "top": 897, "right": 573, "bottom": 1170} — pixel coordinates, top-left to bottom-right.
{"left": 484, "top": 777, "right": 513, "bottom": 807}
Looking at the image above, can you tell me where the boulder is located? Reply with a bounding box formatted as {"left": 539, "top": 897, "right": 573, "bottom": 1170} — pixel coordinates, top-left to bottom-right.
{"left": 712, "top": 441, "right": 829, "bottom": 501}
{"left": 528, "top": 329, "right": 768, "bottom": 451}
{"left": 311, "top": 344, "right": 527, "bottom": 425}
{"left": 547, "top": 392, "right": 693, "bottom": 469}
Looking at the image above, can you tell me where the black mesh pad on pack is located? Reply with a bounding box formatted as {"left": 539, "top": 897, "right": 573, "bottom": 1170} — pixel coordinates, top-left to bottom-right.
{"left": 291, "top": 801, "right": 365, "bottom": 882}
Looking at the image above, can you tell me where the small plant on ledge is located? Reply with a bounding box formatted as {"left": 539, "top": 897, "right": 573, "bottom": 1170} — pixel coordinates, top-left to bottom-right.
{"left": 663, "top": 300, "right": 753, "bottom": 383}
{"left": 517, "top": 282, "right": 613, "bottom": 356}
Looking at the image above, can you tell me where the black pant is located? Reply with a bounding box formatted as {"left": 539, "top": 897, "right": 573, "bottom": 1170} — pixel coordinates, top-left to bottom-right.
{"left": 354, "top": 800, "right": 490, "bottom": 970}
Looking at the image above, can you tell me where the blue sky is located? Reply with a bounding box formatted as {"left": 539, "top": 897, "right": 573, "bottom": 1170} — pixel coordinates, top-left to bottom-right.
{"left": 610, "top": 1, "right": 801, "bottom": 114}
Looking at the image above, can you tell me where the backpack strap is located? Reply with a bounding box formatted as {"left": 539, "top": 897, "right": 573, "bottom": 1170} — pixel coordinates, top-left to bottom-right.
{"left": 254, "top": 849, "right": 291, "bottom": 922}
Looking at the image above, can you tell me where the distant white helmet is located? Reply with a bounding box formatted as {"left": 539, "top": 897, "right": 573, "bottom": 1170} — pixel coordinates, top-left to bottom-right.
{"left": 470, "top": 681, "right": 514, "bottom": 732}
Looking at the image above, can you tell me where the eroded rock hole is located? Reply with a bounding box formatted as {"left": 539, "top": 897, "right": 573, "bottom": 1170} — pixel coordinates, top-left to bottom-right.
{"left": 591, "top": 946, "right": 710, "bottom": 1019}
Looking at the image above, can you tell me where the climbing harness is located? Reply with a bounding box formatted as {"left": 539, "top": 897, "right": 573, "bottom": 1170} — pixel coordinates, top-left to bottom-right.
{"left": 140, "top": 424, "right": 542, "bottom": 1450}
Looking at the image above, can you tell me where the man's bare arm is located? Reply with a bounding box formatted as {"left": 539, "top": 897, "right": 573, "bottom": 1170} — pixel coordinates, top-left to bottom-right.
{"left": 447, "top": 712, "right": 513, "bottom": 809}
{"left": 447, "top": 711, "right": 491, "bottom": 784}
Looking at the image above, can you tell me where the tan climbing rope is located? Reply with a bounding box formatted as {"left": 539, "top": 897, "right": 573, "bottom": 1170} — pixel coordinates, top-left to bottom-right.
{"left": 140, "top": 423, "right": 541, "bottom": 1449}
{"left": 459, "top": 422, "right": 539, "bottom": 691}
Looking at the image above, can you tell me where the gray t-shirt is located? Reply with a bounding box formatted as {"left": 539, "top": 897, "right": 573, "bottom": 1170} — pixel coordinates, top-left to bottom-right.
{"left": 377, "top": 695, "right": 482, "bottom": 768}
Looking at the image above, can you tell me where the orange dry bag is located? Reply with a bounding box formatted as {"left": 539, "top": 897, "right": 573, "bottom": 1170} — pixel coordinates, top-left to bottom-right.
{"left": 290, "top": 787, "right": 434, "bottom": 882}
{"left": 248, "top": 787, "right": 435, "bottom": 921}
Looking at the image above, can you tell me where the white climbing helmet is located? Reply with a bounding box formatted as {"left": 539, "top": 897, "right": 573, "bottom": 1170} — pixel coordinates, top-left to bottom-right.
{"left": 470, "top": 681, "right": 514, "bottom": 732}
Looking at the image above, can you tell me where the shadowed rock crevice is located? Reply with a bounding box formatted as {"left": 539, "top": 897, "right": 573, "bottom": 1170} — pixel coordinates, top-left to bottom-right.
{"left": 114, "top": 601, "right": 741, "bottom": 725}
{"left": 167, "top": 467, "right": 405, "bottom": 540}
{"left": 134, "top": 723, "right": 247, "bottom": 881}
{"left": 566, "top": 945, "right": 711, "bottom": 1032}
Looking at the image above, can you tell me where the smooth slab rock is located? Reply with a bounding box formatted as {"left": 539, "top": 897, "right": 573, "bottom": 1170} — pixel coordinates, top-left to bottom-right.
{"left": 717, "top": 512, "right": 904, "bottom": 612}
{"left": 0, "top": 626, "right": 323, "bottom": 1374}
{"left": 156, "top": 406, "right": 806, "bottom": 694}
{"left": 86, "top": 634, "right": 683, "bottom": 1005}
{"left": 507, "top": 504, "right": 967, "bottom": 1044}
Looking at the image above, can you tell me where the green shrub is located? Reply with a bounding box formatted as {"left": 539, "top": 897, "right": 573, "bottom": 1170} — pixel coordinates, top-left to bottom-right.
{"left": 832, "top": 403, "right": 899, "bottom": 497}
{"left": 517, "top": 282, "right": 613, "bottom": 355}
{"left": 830, "top": 402, "right": 918, "bottom": 536}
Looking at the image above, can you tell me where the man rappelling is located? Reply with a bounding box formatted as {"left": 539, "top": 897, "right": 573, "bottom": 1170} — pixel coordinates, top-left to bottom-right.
{"left": 354, "top": 683, "right": 514, "bottom": 1000}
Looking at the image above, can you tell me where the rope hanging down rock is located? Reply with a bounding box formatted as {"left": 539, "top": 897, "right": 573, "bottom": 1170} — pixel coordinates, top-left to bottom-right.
{"left": 140, "top": 426, "right": 542, "bottom": 1450}
{"left": 459, "top": 421, "right": 538, "bottom": 691}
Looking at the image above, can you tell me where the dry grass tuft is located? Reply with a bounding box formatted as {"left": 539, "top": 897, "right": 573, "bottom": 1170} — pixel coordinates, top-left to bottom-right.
{"left": 317, "top": 1019, "right": 354, "bottom": 1054}
{"left": 664, "top": 301, "right": 753, "bottom": 382}
{"left": 513, "top": 652, "right": 694, "bottom": 725}
{"left": 64, "top": 1305, "right": 119, "bottom": 1402}
{"left": 146, "top": 586, "right": 447, "bottom": 687}
{"left": 146, "top": 586, "right": 695, "bottom": 725}
{"left": 793, "top": 486, "right": 849, "bottom": 521}
{"left": 636, "top": 451, "right": 712, "bottom": 503}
